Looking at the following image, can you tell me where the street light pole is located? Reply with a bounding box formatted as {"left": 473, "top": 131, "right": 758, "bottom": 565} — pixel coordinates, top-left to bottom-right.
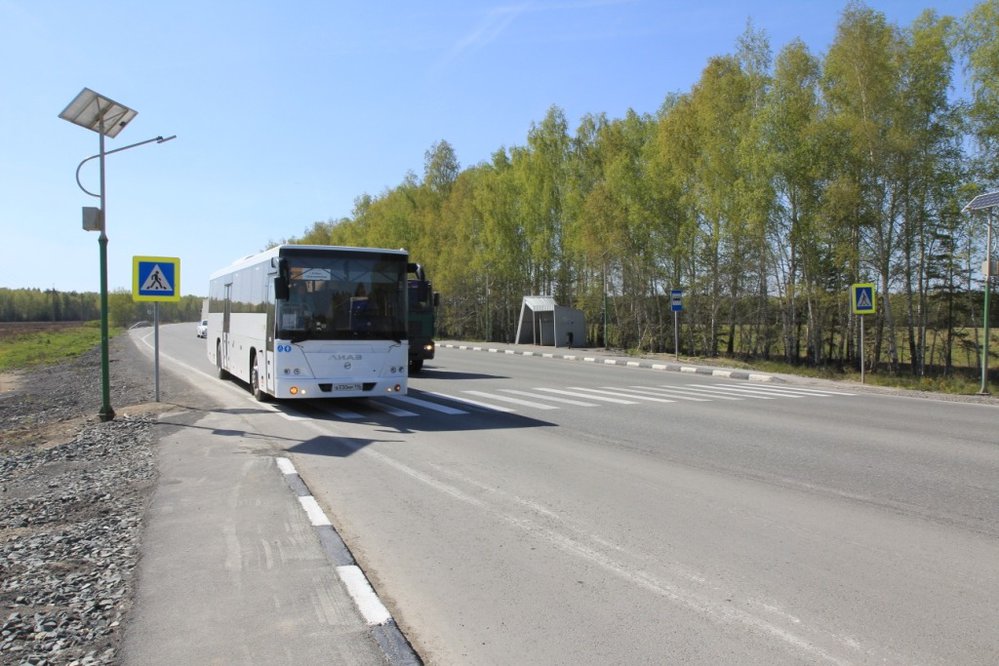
{"left": 96, "top": 121, "right": 113, "bottom": 420}
{"left": 73, "top": 133, "right": 175, "bottom": 420}
{"left": 59, "top": 88, "right": 173, "bottom": 421}
{"left": 962, "top": 191, "right": 999, "bottom": 396}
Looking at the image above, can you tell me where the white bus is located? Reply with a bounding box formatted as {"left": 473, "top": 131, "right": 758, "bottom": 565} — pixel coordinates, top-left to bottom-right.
{"left": 206, "top": 245, "right": 409, "bottom": 400}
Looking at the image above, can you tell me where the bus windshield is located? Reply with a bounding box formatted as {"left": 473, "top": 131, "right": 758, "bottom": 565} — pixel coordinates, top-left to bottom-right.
{"left": 276, "top": 250, "right": 407, "bottom": 342}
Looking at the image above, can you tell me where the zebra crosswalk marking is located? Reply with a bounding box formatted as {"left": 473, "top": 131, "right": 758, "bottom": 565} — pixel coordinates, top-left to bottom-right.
{"left": 423, "top": 390, "right": 516, "bottom": 413}
{"left": 365, "top": 401, "right": 419, "bottom": 417}
{"left": 463, "top": 390, "right": 559, "bottom": 410}
{"left": 661, "top": 385, "right": 743, "bottom": 400}
{"left": 683, "top": 385, "right": 776, "bottom": 399}
{"left": 391, "top": 394, "right": 469, "bottom": 415}
{"left": 711, "top": 384, "right": 809, "bottom": 398}
{"left": 534, "top": 387, "right": 638, "bottom": 404}
{"left": 624, "top": 386, "right": 712, "bottom": 402}
{"left": 571, "top": 387, "right": 676, "bottom": 404}
{"left": 499, "top": 389, "right": 599, "bottom": 407}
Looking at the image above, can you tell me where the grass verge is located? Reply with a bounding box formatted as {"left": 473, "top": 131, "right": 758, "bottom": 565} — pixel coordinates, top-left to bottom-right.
{"left": 0, "top": 322, "right": 121, "bottom": 372}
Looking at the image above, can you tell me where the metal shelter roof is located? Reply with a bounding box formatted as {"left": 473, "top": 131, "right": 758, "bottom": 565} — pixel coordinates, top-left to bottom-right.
{"left": 521, "top": 296, "right": 557, "bottom": 312}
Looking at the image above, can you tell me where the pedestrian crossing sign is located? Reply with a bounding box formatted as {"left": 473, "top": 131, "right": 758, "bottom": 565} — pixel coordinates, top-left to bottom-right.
{"left": 133, "top": 256, "right": 181, "bottom": 302}
{"left": 851, "top": 283, "right": 876, "bottom": 315}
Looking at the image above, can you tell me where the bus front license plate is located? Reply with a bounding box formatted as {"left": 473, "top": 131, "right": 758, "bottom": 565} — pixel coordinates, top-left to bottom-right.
{"left": 334, "top": 383, "right": 362, "bottom": 391}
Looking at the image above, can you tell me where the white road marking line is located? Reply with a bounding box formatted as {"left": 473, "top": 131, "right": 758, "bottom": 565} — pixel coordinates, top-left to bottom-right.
{"left": 276, "top": 457, "right": 297, "bottom": 475}
{"left": 422, "top": 390, "right": 516, "bottom": 413}
{"left": 297, "top": 495, "right": 331, "bottom": 527}
{"left": 499, "top": 389, "right": 599, "bottom": 407}
{"left": 684, "top": 385, "right": 777, "bottom": 399}
{"left": 622, "top": 386, "right": 712, "bottom": 402}
{"left": 711, "top": 384, "right": 810, "bottom": 398}
{"left": 463, "top": 390, "right": 559, "bottom": 410}
{"left": 390, "top": 394, "right": 469, "bottom": 415}
{"left": 659, "top": 385, "right": 743, "bottom": 400}
{"left": 336, "top": 565, "right": 392, "bottom": 626}
{"left": 571, "top": 387, "right": 676, "bottom": 403}
{"left": 534, "top": 387, "right": 638, "bottom": 404}
{"left": 364, "top": 401, "right": 419, "bottom": 417}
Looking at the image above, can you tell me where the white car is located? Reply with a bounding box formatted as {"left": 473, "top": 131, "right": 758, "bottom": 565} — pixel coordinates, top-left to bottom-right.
{"left": 196, "top": 320, "right": 208, "bottom": 338}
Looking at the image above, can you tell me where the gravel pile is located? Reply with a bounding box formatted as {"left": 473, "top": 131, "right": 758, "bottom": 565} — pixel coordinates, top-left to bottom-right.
{"left": 1, "top": 337, "right": 158, "bottom": 665}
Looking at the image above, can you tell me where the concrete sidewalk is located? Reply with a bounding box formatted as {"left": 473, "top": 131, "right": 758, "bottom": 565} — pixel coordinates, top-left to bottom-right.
{"left": 119, "top": 398, "right": 417, "bottom": 665}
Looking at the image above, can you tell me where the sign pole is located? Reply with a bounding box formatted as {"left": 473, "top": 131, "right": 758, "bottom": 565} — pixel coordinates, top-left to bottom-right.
{"left": 154, "top": 302, "right": 160, "bottom": 402}
{"left": 132, "top": 256, "right": 181, "bottom": 403}
{"left": 670, "top": 289, "right": 683, "bottom": 360}
{"left": 674, "top": 310, "right": 679, "bottom": 361}
{"left": 850, "top": 283, "right": 876, "bottom": 385}
{"left": 860, "top": 315, "right": 865, "bottom": 385}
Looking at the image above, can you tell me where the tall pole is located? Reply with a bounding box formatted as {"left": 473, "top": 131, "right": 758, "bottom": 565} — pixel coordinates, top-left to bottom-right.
{"left": 980, "top": 211, "right": 992, "bottom": 396}
{"left": 860, "top": 316, "right": 866, "bottom": 385}
{"left": 603, "top": 264, "right": 608, "bottom": 350}
{"left": 97, "top": 116, "right": 114, "bottom": 421}
{"left": 154, "top": 302, "right": 160, "bottom": 402}
{"left": 674, "top": 310, "right": 679, "bottom": 361}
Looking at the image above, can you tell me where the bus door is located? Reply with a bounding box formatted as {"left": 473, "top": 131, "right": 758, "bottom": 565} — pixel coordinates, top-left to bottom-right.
{"left": 221, "top": 282, "right": 232, "bottom": 370}
{"left": 264, "top": 274, "right": 276, "bottom": 394}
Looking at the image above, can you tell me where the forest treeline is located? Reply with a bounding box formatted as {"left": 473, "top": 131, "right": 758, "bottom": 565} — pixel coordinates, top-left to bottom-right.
{"left": 286, "top": 1, "right": 999, "bottom": 377}
{"left": 0, "top": 287, "right": 204, "bottom": 329}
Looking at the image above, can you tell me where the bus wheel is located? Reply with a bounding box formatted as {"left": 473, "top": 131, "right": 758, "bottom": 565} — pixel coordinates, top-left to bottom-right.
{"left": 216, "top": 342, "right": 228, "bottom": 379}
{"left": 251, "top": 353, "right": 268, "bottom": 402}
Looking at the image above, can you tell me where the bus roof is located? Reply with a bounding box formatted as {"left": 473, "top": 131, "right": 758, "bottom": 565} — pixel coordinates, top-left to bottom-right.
{"left": 209, "top": 245, "right": 408, "bottom": 280}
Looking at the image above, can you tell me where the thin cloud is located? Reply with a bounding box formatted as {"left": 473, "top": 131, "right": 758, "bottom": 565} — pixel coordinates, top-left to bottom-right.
{"left": 435, "top": 0, "right": 637, "bottom": 72}
{"left": 446, "top": 4, "right": 531, "bottom": 64}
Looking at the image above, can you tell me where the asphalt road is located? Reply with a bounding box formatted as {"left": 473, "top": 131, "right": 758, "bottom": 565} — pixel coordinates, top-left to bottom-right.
{"left": 142, "top": 323, "right": 999, "bottom": 665}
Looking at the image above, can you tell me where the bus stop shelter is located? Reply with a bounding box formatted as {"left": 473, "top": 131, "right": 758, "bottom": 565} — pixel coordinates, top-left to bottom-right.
{"left": 514, "top": 296, "right": 586, "bottom": 348}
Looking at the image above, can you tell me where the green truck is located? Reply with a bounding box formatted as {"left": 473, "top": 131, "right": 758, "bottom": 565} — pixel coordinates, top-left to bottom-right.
{"left": 407, "top": 263, "right": 439, "bottom": 373}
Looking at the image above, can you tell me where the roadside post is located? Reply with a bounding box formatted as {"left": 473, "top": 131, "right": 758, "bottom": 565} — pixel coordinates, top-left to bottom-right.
{"left": 132, "top": 256, "right": 181, "bottom": 401}
{"left": 850, "top": 283, "right": 876, "bottom": 384}
{"left": 671, "top": 289, "right": 683, "bottom": 361}
{"left": 962, "top": 191, "right": 999, "bottom": 395}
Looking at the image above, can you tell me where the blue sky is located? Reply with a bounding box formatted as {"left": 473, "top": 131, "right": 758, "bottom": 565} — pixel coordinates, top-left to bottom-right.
{"left": 0, "top": 0, "right": 980, "bottom": 297}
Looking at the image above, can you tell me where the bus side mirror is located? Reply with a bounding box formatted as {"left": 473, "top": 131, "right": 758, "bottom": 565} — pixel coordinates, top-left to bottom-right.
{"left": 433, "top": 292, "right": 440, "bottom": 308}
{"left": 274, "top": 275, "right": 289, "bottom": 301}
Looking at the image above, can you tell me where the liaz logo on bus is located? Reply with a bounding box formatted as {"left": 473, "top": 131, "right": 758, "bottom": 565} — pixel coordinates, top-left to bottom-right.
{"left": 331, "top": 353, "right": 363, "bottom": 360}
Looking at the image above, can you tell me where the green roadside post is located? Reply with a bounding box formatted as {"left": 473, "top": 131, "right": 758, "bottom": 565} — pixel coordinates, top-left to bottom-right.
{"left": 963, "top": 192, "right": 999, "bottom": 396}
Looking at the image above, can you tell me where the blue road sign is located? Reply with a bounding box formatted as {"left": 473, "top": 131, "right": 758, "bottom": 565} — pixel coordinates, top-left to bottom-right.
{"left": 670, "top": 289, "right": 683, "bottom": 312}
{"left": 133, "top": 256, "right": 180, "bottom": 302}
{"left": 851, "top": 283, "right": 875, "bottom": 315}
